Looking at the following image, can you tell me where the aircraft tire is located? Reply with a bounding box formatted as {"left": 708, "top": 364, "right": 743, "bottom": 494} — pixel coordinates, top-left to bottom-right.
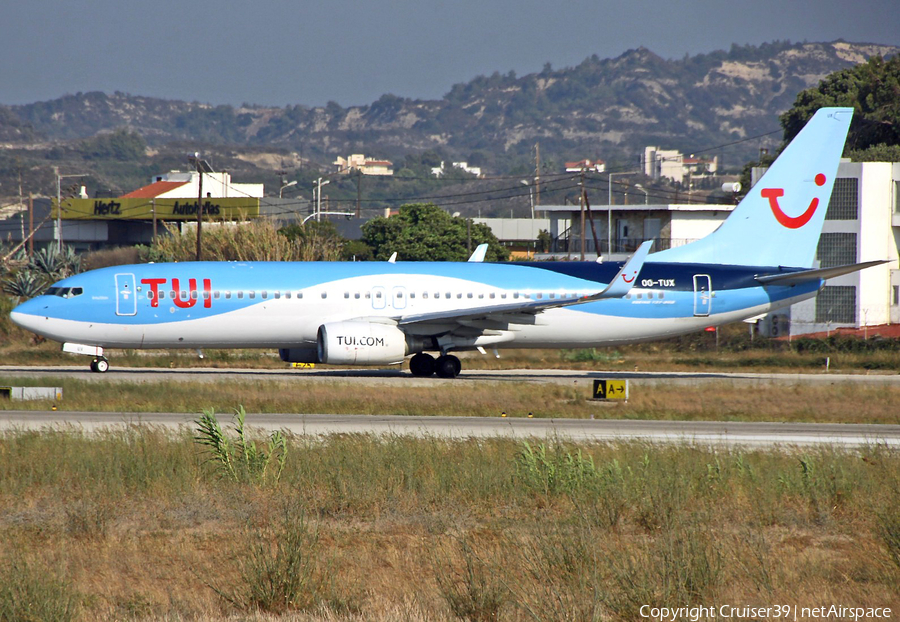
{"left": 409, "top": 352, "right": 436, "bottom": 377}
{"left": 435, "top": 354, "right": 461, "bottom": 379}
{"left": 94, "top": 358, "right": 109, "bottom": 373}
{"left": 90, "top": 360, "right": 98, "bottom": 373}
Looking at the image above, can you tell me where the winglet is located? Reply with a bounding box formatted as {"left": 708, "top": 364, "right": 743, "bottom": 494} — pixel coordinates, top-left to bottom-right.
{"left": 593, "top": 240, "right": 653, "bottom": 299}
{"left": 467, "top": 243, "right": 489, "bottom": 263}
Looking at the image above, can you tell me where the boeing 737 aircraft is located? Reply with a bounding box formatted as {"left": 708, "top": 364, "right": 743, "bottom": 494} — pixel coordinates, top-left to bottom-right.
{"left": 10, "top": 107, "right": 883, "bottom": 377}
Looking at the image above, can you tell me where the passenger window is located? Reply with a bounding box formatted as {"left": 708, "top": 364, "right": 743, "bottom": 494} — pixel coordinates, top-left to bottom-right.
{"left": 274, "top": 292, "right": 280, "bottom": 299}
{"left": 285, "top": 292, "right": 291, "bottom": 299}
{"left": 501, "top": 293, "right": 507, "bottom": 299}
{"left": 423, "top": 292, "right": 429, "bottom": 299}
{"left": 636, "top": 293, "right": 642, "bottom": 299}
{"left": 147, "top": 290, "right": 155, "bottom": 300}
{"left": 203, "top": 291, "right": 210, "bottom": 300}
{"left": 354, "top": 293, "right": 360, "bottom": 299}
{"left": 478, "top": 293, "right": 484, "bottom": 299}
{"left": 467, "top": 293, "right": 473, "bottom": 299}
{"left": 489, "top": 293, "right": 495, "bottom": 299}
{"left": 159, "top": 291, "right": 166, "bottom": 300}
{"left": 298, "top": 292, "right": 303, "bottom": 299}
{"left": 365, "top": 292, "right": 370, "bottom": 299}
{"left": 659, "top": 291, "right": 665, "bottom": 299}
{"left": 445, "top": 293, "right": 451, "bottom": 299}
{"left": 249, "top": 291, "right": 256, "bottom": 299}
{"left": 321, "top": 292, "right": 327, "bottom": 299}
{"left": 237, "top": 292, "right": 244, "bottom": 299}
{"left": 376, "top": 292, "right": 382, "bottom": 299}
{"left": 190, "top": 290, "right": 198, "bottom": 300}
{"left": 214, "top": 291, "right": 220, "bottom": 299}
{"left": 225, "top": 291, "right": 231, "bottom": 299}
{"left": 344, "top": 292, "right": 350, "bottom": 299}
{"left": 262, "top": 291, "right": 268, "bottom": 299}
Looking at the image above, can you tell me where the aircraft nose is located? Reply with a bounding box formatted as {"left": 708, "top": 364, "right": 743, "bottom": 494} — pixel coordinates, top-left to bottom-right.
{"left": 10, "top": 299, "right": 48, "bottom": 333}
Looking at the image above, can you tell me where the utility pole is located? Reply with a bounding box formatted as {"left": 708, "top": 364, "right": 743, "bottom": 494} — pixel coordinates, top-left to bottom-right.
{"left": 582, "top": 169, "right": 600, "bottom": 258}
{"left": 28, "top": 194, "right": 34, "bottom": 257}
{"left": 151, "top": 199, "right": 157, "bottom": 244}
{"left": 356, "top": 169, "right": 361, "bottom": 218}
{"left": 579, "top": 177, "right": 585, "bottom": 260}
{"left": 534, "top": 142, "right": 541, "bottom": 206}
{"left": 195, "top": 162, "right": 204, "bottom": 261}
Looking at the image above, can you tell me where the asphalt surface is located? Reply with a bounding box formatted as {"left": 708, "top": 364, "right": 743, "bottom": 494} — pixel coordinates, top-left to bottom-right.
{"left": 2, "top": 365, "right": 900, "bottom": 387}
{"left": 0, "top": 410, "right": 897, "bottom": 449}
{"left": 3, "top": 365, "right": 898, "bottom": 448}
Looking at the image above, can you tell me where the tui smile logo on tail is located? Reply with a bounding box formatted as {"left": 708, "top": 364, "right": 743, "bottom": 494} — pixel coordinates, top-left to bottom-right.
{"left": 761, "top": 173, "right": 827, "bottom": 229}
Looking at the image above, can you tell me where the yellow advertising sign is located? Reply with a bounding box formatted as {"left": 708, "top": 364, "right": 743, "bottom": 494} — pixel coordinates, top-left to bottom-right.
{"left": 53, "top": 197, "right": 261, "bottom": 220}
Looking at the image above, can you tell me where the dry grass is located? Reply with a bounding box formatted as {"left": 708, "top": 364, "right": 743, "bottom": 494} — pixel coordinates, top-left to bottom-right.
{"left": 0, "top": 429, "right": 897, "bottom": 621}
{"left": 2, "top": 374, "right": 899, "bottom": 424}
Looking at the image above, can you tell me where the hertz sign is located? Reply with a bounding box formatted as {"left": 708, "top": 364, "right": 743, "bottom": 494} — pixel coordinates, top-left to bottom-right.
{"left": 53, "top": 197, "right": 261, "bottom": 221}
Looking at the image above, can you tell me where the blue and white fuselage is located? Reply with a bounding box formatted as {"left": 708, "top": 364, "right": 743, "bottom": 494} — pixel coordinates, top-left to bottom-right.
{"left": 10, "top": 107, "right": 880, "bottom": 377}
{"left": 11, "top": 259, "right": 819, "bottom": 351}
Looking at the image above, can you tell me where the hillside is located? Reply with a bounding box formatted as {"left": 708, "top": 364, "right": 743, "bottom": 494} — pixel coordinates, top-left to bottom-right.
{"left": 2, "top": 40, "right": 898, "bottom": 176}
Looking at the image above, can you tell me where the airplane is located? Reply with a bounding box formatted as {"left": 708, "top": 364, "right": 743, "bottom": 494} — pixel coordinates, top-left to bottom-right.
{"left": 10, "top": 107, "right": 884, "bottom": 378}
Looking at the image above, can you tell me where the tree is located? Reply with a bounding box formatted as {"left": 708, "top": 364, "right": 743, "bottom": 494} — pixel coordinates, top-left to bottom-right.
{"left": 361, "top": 203, "right": 509, "bottom": 262}
{"left": 780, "top": 55, "right": 900, "bottom": 155}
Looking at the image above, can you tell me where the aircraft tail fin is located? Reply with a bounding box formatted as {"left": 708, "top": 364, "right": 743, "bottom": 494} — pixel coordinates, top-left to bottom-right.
{"left": 651, "top": 107, "right": 853, "bottom": 268}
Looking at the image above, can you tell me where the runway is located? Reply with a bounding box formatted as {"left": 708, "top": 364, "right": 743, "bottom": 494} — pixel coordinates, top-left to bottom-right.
{"left": 3, "top": 364, "right": 900, "bottom": 388}
{"left": 0, "top": 410, "right": 898, "bottom": 449}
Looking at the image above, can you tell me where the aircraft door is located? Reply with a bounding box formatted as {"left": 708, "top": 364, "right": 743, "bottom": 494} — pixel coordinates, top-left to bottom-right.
{"left": 371, "top": 286, "right": 386, "bottom": 310}
{"left": 693, "top": 274, "right": 712, "bottom": 317}
{"left": 392, "top": 286, "right": 407, "bottom": 310}
{"left": 115, "top": 273, "right": 137, "bottom": 316}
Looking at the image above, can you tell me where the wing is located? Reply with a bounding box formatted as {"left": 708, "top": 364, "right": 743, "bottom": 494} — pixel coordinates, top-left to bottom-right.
{"left": 397, "top": 240, "right": 653, "bottom": 329}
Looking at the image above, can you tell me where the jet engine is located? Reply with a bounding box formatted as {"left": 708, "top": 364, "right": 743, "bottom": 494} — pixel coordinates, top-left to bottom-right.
{"left": 316, "top": 321, "right": 408, "bottom": 365}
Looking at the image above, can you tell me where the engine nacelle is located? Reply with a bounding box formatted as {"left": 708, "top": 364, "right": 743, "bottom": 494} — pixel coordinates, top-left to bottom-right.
{"left": 317, "top": 321, "right": 408, "bottom": 365}
{"left": 278, "top": 347, "right": 318, "bottom": 363}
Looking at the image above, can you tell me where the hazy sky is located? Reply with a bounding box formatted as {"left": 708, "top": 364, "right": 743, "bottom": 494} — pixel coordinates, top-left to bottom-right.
{"left": 3, "top": 0, "right": 898, "bottom": 108}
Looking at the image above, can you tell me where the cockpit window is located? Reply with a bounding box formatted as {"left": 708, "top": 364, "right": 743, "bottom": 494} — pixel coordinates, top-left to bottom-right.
{"left": 44, "top": 286, "right": 83, "bottom": 298}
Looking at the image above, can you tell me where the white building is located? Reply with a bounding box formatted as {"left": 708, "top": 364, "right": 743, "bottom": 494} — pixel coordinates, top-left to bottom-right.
{"left": 764, "top": 160, "right": 900, "bottom": 336}
{"left": 333, "top": 154, "right": 394, "bottom": 176}
{"left": 642, "top": 148, "right": 718, "bottom": 184}
{"left": 642, "top": 147, "right": 683, "bottom": 182}
{"left": 431, "top": 161, "right": 483, "bottom": 178}
{"left": 565, "top": 159, "right": 606, "bottom": 173}
{"left": 124, "top": 171, "right": 264, "bottom": 199}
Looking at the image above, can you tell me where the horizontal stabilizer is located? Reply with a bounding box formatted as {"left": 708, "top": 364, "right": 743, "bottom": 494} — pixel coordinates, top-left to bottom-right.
{"left": 756, "top": 260, "right": 890, "bottom": 286}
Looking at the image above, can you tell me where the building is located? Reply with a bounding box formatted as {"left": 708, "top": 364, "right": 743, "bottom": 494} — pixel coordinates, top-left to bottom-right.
{"left": 431, "top": 161, "right": 483, "bottom": 178}
{"left": 537, "top": 202, "right": 733, "bottom": 259}
{"left": 642, "top": 147, "right": 718, "bottom": 184}
{"left": 125, "top": 170, "right": 264, "bottom": 200}
{"left": 762, "top": 160, "right": 900, "bottom": 337}
{"left": 0, "top": 170, "right": 314, "bottom": 251}
{"left": 565, "top": 159, "right": 606, "bottom": 174}
{"left": 333, "top": 155, "right": 394, "bottom": 176}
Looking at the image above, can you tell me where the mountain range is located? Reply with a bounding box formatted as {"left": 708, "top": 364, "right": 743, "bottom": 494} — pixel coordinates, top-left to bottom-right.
{"left": 1, "top": 40, "right": 898, "bottom": 175}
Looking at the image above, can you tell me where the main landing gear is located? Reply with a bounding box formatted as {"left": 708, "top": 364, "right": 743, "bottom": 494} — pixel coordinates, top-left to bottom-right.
{"left": 409, "top": 352, "right": 461, "bottom": 378}
{"left": 89, "top": 357, "right": 109, "bottom": 373}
